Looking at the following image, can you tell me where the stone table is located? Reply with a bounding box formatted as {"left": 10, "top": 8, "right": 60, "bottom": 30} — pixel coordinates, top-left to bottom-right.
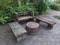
{"left": 26, "top": 22, "right": 39, "bottom": 35}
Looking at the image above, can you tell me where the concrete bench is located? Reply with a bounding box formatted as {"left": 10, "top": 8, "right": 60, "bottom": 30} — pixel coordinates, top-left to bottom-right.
{"left": 8, "top": 22, "right": 27, "bottom": 42}
{"left": 35, "top": 17, "right": 56, "bottom": 29}
{"left": 13, "top": 11, "right": 34, "bottom": 22}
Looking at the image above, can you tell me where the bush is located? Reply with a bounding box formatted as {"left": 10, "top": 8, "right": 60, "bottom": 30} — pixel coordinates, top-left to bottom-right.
{"left": 0, "top": 10, "right": 9, "bottom": 24}
{"left": 0, "top": 0, "right": 50, "bottom": 24}
{"left": 50, "top": 3, "right": 60, "bottom": 11}
{"left": 33, "top": 0, "right": 49, "bottom": 14}
{"left": 13, "top": 5, "right": 39, "bottom": 16}
{"left": 54, "top": 16, "right": 60, "bottom": 19}
{"left": 0, "top": 5, "right": 38, "bottom": 24}
{"left": 0, "top": 6, "right": 15, "bottom": 24}
{"left": 14, "top": 5, "right": 37, "bottom": 12}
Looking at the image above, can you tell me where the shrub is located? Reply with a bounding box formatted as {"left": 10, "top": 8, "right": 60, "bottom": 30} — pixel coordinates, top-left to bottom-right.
{"left": 32, "top": 0, "right": 49, "bottom": 14}
{"left": 0, "top": 7, "right": 15, "bottom": 24}
{"left": 0, "top": 16, "right": 9, "bottom": 24}
{"left": 0, "top": 5, "right": 38, "bottom": 24}
{"left": 0, "top": 0, "right": 14, "bottom": 10}
{"left": 50, "top": 3, "right": 60, "bottom": 11}
{"left": 0, "top": 10, "right": 9, "bottom": 24}
{"left": 14, "top": 5, "right": 37, "bottom": 12}
{"left": 13, "top": 5, "right": 39, "bottom": 16}
{"left": 0, "top": 0, "right": 50, "bottom": 24}
{"left": 54, "top": 16, "right": 60, "bottom": 19}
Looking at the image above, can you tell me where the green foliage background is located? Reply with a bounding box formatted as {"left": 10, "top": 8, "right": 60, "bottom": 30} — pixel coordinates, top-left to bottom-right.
{"left": 0, "top": 0, "right": 49, "bottom": 24}
{"left": 50, "top": 3, "right": 60, "bottom": 11}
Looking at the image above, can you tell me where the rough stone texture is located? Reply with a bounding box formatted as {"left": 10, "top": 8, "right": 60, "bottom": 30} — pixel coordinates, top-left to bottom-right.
{"left": 26, "top": 22, "right": 39, "bottom": 35}
{"left": 8, "top": 22, "right": 27, "bottom": 42}
{"left": 0, "top": 10, "right": 60, "bottom": 45}
{"left": 36, "top": 17, "right": 56, "bottom": 25}
{"left": 26, "top": 22, "right": 39, "bottom": 28}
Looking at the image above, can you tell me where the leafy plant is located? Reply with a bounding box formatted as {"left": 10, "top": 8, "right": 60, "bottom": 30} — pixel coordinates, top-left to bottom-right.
{"left": 13, "top": 5, "right": 37, "bottom": 12}
{"left": 54, "top": 16, "right": 60, "bottom": 19}
{"left": 0, "top": 16, "right": 9, "bottom": 24}
{"left": 50, "top": 3, "right": 60, "bottom": 11}
{"left": 30, "top": 0, "right": 49, "bottom": 14}
{"left": 0, "top": 0, "right": 13, "bottom": 10}
{"left": 14, "top": 5, "right": 39, "bottom": 16}
{"left": 0, "top": 0, "right": 50, "bottom": 24}
{"left": 0, "top": 10, "right": 11, "bottom": 24}
{"left": 0, "top": 4, "right": 38, "bottom": 24}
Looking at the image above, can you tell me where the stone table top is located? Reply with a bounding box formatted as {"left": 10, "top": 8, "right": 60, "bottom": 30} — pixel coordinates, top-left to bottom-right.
{"left": 26, "top": 22, "right": 39, "bottom": 29}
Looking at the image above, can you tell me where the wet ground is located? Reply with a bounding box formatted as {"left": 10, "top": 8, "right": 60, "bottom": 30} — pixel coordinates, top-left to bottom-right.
{"left": 0, "top": 10, "right": 60, "bottom": 45}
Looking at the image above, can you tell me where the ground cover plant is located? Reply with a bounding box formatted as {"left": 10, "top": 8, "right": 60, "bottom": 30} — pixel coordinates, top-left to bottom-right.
{"left": 50, "top": 0, "right": 60, "bottom": 11}
{"left": 54, "top": 16, "right": 60, "bottom": 19}
{"left": 0, "top": 0, "right": 49, "bottom": 24}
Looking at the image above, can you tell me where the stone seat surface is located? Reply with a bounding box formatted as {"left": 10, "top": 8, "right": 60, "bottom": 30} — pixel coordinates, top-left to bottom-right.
{"left": 8, "top": 22, "right": 27, "bottom": 37}
{"left": 36, "top": 17, "right": 56, "bottom": 25}
{"left": 18, "top": 16, "right": 33, "bottom": 21}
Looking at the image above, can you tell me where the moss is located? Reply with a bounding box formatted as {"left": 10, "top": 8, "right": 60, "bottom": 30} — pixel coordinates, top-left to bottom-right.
{"left": 54, "top": 16, "right": 60, "bottom": 19}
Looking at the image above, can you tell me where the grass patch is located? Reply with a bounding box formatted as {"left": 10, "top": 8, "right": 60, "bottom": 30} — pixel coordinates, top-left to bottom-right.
{"left": 54, "top": 16, "right": 60, "bottom": 19}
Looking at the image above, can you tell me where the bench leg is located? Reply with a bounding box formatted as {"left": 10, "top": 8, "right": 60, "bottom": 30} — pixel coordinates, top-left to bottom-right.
{"left": 36, "top": 19, "right": 40, "bottom": 23}
{"left": 47, "top": 24, "right": 53, "bottom": 29}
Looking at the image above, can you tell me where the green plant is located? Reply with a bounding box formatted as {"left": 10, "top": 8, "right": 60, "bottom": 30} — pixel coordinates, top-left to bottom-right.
{"left": 0, "top": 4, "right": 39, "bottom": 24}
{"left": 14, "top": 5, "right": 37, "bottom": 12}
{"left": 6, "top": 5, "right": 37, "bottom": 14}
{"left": 50, "top": 3, "right": 60, "bottom": 10}
{"left": 0, "top": 0, "right": 13, "bottom": 10}
{"left": 0, "top": 10, "right": 12, "bottom": 24}
{"left": 31, "top": 0, "right": 49, "bottom": 14}
{"left": 38, "top": 0, "right": 49, "bottom": 14}
{"left": 0, "top": 0, "right": 50, "bottom": 24}
{"left": 56, "top": 0, "right": 60, "bottom": 3}
{"left": 54, "top": 16, "right": 60, "bottom": 19}
{"left": 0, "top": 16, "right": 9, "bottom": 24}
{"left": 14, "top": 5, "right": 39, "bottom": 16}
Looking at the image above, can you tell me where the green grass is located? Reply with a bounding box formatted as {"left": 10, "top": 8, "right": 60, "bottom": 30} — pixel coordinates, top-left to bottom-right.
{"left": 54, "top": 16, "right": 60, "bottom": 19}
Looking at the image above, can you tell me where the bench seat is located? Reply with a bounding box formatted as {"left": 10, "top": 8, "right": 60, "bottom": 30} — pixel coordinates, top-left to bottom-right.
{"left": 35, "top": 17, "right": 56, "bottom": 29}
{"left": 18, "top": 16, "right": 33, "bottom": 21}
{"left": 8, "top": 22, "right": 27, "bottom": 42}
{"left": 13, "top": 11, "right": 34, "bottom": 22}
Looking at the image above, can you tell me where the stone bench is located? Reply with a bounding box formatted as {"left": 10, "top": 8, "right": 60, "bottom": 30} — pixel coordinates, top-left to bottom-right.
{"left": 13, "top": 11, "right": 34, "bottom": 22}
{"left": 8, "top": 22, "right": 27, "bottom": 42}
{"left": 35, "top": 17, "right": 56, "bottom": 29}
